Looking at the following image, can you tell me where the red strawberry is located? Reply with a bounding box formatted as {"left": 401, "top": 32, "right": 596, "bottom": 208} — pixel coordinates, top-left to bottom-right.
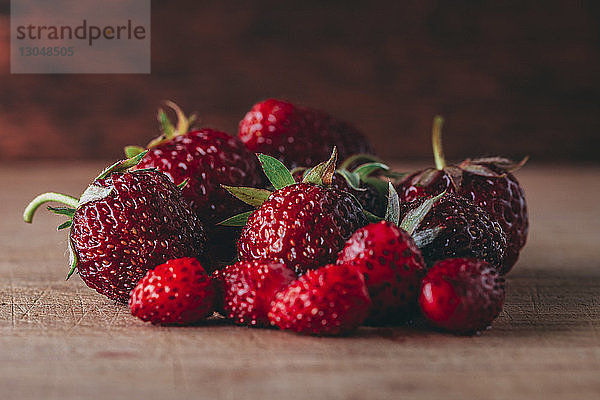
{"left": 211, "top": 260, "right": 296, "bottom": 326}
{"left": 399, "top": 193, "right": 507, "bottom": 269}
{"left": 268, "top": 264, "right": 371, "bottom": 336}
{"left": 126, "top": 102, "right": 261, "bottom": 263}
{"left": 419, "top": 258, "right": 505, "bottom": 334}
{"left": 223, "top": 149, "right": 368, "bottom": 275}
{"left": 395, "top": 116, "right": 528, "bottom": 274}
{"left": 238, "top": 98, "right": 374, "bottom": 169}
{"left": 129, "top": 257, "right": 215, "bottom": 325}
{"left": 337, "top": 221, "right": 426, "bottom": 324}
{"left": 23, "top": 153, "right": 207, "bottom": 303}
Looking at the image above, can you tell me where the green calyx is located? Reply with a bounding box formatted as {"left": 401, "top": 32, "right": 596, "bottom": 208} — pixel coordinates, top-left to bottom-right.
{"left": 399, "top": 191, "right": 445, "bottom": 235}
{"left": 219, "top": 148, "right": 342, "bottom": 226}
{"left": 123, "top": 101, "right": 197, "bottom": 158}
{"left": 23, "top": 151, "right": 150, "bottom": 279}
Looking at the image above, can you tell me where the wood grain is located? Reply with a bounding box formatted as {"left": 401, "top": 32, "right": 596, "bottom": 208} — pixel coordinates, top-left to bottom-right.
{"left": 1, "top": 162, "right": 599, "bottom": 400}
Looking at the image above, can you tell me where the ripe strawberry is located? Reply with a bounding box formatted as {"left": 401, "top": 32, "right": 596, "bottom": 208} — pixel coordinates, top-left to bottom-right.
{"left": 238, "top": 98, "right": 374, "bottom": 169}
{"left": 399, "top": 193, "right": 507, "bottom": 269}
{"left": 419, "top": 258, "right": 505, "bottom": 334}
{"left": 23, "top": 153, "right": 207, "bottom": 303}
{"left": 126, "top": 102, "right": 261, "bottom": 263}
{"left": 268, "top": 264, "right": 371, "bottom": 336}
{"left": 129, "top": 257, "right": 215, "bottom": 325}
{"left": 337, "top": 221, "right": 426, "bottom": 324}
{"left": 222, "top": 149, "right": 368, "bottom": 275}
{"left": 395, "top": 116, "right": 528, "bottom": 274}
{"left": 211, "top": 260, "right": 296, "bottom": 326}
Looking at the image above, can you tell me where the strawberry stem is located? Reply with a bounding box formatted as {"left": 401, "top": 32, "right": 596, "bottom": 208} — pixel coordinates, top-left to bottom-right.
{"left": 23, "top": 192, "right": 79, "bottom": 223}
{"left": 147, "top": 101, "right": 197, "bottom": 148}
{"left": 432, "top": 116, "right": 446, "bottom": 170}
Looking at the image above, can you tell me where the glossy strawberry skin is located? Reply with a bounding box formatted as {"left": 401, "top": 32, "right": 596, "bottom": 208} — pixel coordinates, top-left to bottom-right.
{"left": 337, "top": 221, "right": 426, "bottom": 324}
{"left": 211, "top": 261, "right": 296, "bottom": 326}
{"left": 135, "top": 129, "right": 261, "bottom": 262}
{"left": 419, "top": 258, "right": 505, "bottom": 334}
{"left": 397, "top": 164, "right": 528, "bottom": 274}
{"left": 70, "top": 170, "right": 207, "bottom": 303}
{"left": 129, "top": 258, "right": 215, "bottom": 325}
{"left": 238, "top": 99, "right": 374, "bottom": 169}
{"left": 400, "top": 194, "right": 507, "bottom": 269}
{"left": 237, "top": 183, "right": 368, "bottom": 274}
{"left": 268, "top": 264, "right": 371, "bottom": 336}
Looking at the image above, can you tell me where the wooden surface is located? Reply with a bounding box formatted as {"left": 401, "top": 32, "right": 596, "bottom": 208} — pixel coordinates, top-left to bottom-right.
{"left": 1, "top": 162, "right": 599, "bottom": 400}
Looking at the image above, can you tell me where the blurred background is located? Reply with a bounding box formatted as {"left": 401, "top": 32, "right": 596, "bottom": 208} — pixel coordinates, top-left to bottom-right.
{"left": 0, "top": 1, "right": 598, "bottom": 162}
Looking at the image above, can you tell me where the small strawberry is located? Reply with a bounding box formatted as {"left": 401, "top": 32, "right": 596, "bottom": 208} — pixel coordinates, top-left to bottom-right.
{"left": 268, "top": 263, "right": 371, "bottom": 336}
{"left": 238, "top": 98, "right": 374, "bottom": 169}
{"left": 126, "top": 102, "right": 261, "bottom": 263}
{"left": 23, "top": 153, "right": 207, "bottom": 303}
{"left": 129, "top": 257, "right": 215, "bottom": 325}
{"left": 337, "top": 221, "right": 426, "bottom": 324}
{"left": 399, "top": 193, "right": 507, "bottom": 269}
{"left": 395, "top": 116, "right": 528, "bottom": 274}
{"left": 211, "top": 260, "right": 296, "bottom": 326}
{"left": 419, "top": 258, "right": 505, "bottom": 334}
{"left": 221, "top": 148, "right": 368, "bottom": 274}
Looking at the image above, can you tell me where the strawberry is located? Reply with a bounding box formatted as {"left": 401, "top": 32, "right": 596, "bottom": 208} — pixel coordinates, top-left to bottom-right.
{"left": 337, "top": 221, "right": 426, "bottom": 324}
{"left": 268, "top": 263, "right": 371, "bottom": 336}
{"left": 419, "top": 258, "right": 505, "bottom": 334}
{"left": 222, "top": 149, "right": 368, "bottom": 275}
{"left": 395, "top": 116, "right": 528, "bottom": 274}
{"left": 23, "top": 153, "right": 207, "bottom": 303}
{"left": 211, "top": 260, "right": 296, "bottom": 326}
{"left": 126, "top": 102, "right": 261, "bottom": 263}
{"left": 399, "top": 193, "right": 507, "bottom": 269}
{"left": 129, "top": 257, "right": 215, "bottom": 325}
{"left": 238, "top": 98, "right": 374, "bottom": 169}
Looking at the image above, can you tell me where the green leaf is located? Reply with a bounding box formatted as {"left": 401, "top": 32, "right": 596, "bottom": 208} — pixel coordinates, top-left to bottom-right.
{"left": 66, "top": 242, "right": 77, "bottom": 280}
{"left": 217, "top": 211, "right": 254, "bottom": 227}
{"left": 339, "top": 153, "right": 381, "bottom": 170}
{"left": 158, "top": 108, "right": 175, "bottom": 138}
{"left": 412, "top": 226, "right": 443, "bottom": 248}
{"left": 336, "top": 169, "right": 365, "bottom": 191}
{"left": 57, "top": 220, "right": 72, "bottom": 231}
{"left": 257, "top": 154, "right": 295, "bottom": 190}
{"left": 353, "top": 162, "right": 389, "bottom": 179}
{"left": 363, "top": 209, "right": 383, "bottom": 223}
{"left": 303, "top": 147, "right": 337, "bottom": 185}
{"left": 384, "top": 182, "right": 400, "bottom": 226}
{"left": 362, "top": 176, "right": 389, "bottom": 197}
{"left": 399, "top": 192, "right": 445, "bottom": 235}
{"left": 221, "top": 185, "right": 272, "bottom": 207}
{"left": 124, "top": 145, "right": 145, "bottom": 158}
{"left": 47, "top": 206, "right": 75, "bottom": 217}
{"left": 96, "top": 151, "right": 149, "bottom": 180}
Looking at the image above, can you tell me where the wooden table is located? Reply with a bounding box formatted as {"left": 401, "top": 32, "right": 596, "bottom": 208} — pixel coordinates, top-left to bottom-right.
{"left": 1, "top": 162, "right": 599, "bottom": 400}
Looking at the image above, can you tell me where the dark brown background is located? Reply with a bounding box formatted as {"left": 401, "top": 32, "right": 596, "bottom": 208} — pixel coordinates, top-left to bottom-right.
{"left": 0, "top": 1, "right": 598, "bottom": 162}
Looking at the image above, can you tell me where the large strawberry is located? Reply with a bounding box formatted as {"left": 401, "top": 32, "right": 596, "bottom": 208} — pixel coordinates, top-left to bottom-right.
{"left": 238, "top": 98, "right": 374, "bottom": 169}
{"left": 125, "top": 102, "right": 261, "bottom": 263}
{"left": 268, "top": 263, "right": 371, "bottom": 336}
{"left": 23, "top": 153, "right": 208, "bottom": 303}
{"left": 419, "top": 257, "right": 505, "bottom": 334}
{"left": 337, "top": 221, "right": 426, "bottom": 324}
{"left": 395, "top": 116, "right": 528, "bottom": 274}
{"left": 220, "top": 148, "right": 369, "bottom": 274}
{"left": 398, "top": 192, "right": 507, "bottom": 270}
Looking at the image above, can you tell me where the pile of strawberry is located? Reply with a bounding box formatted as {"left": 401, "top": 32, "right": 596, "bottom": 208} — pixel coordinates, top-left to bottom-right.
{"left": 24, "top": 99, "right": 527, "bottom": 336}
